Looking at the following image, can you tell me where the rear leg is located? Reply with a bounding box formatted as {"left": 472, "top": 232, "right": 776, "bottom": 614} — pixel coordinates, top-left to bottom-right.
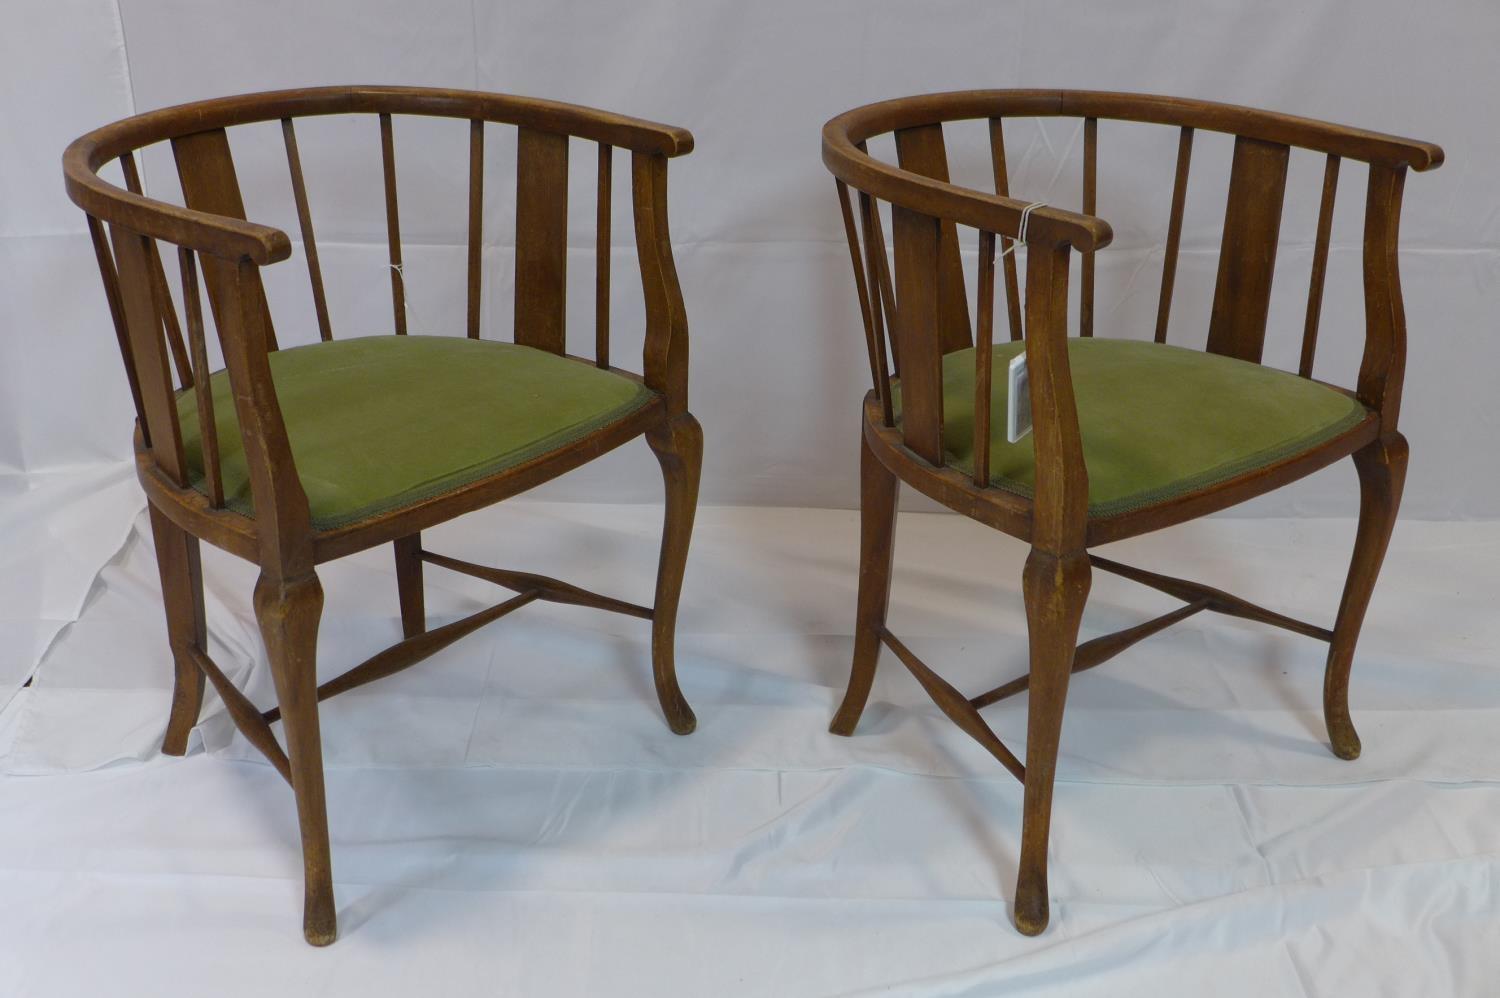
{"left": 149, "top": 505, "right": 207, "bottom": 756}
{"left": 831, "top": 432, "right": 900, "bottom": 736}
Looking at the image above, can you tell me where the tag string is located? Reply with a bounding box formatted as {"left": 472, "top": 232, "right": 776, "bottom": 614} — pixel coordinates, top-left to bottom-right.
{"left": 998, "top": 201, "right": 1047, "bottom": 260}
{"left": 388, "top": 262, "right": 432, "bottom": 334}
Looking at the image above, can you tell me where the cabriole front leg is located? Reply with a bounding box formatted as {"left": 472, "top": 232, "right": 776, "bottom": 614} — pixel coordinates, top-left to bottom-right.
{"left": 1014, "top": 548, "right": 1089, "bottom": 936}
{"left": 1324, "top": 431, "right": 1408, "bottom": 760}
{"left": 255, "top": 570, "right": 335, "bottom": 946}
{"left": 646, "top": 412, "right": 702, "bottom": 735}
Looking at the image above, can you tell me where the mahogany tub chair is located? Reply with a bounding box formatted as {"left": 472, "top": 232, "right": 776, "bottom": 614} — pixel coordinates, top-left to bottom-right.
{"left": 64, "top": 86, "right": 700, "bottom": 944}
{"left": 822, "top": 90, "right": 1442, "bottom": 934}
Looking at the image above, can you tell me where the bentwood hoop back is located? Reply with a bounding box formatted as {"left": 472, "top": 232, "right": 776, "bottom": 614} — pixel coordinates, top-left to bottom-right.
{"left": 823, "top": 90, "right": 1441, "bottom": 934}
{"left": 64, "top": 86, "right": 701, "bottom": 945}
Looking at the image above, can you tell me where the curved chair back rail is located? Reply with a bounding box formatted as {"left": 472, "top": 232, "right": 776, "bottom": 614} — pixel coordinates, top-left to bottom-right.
{"left": 65, "top": 85, "right": 693, "bottom": 262}
{"left": 64, "top": 85, "right": 694, "bottom": 567}
{"left": 824, "top": 89, "right": 1441, "bottom": 544}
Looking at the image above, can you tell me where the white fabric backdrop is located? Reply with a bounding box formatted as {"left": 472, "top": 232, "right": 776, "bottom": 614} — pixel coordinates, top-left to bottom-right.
{"left": 2, "top": 0, "right": 1498, "bottom": 515}
{"left": 3, "top": 5, "right": 1499, "bottom": 993}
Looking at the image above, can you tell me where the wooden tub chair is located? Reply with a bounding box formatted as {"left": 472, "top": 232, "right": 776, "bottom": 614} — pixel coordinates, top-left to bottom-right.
{"left": 822, "top": 90, "right": 1442, "bottom": 935}
{"left": 64, "top": 86, "right": 700, "bottom": 944}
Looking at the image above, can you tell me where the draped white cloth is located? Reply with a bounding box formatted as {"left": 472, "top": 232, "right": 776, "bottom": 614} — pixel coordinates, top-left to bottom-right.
{"left": 2, "top": 497, "right": 1498, "bottom": 995}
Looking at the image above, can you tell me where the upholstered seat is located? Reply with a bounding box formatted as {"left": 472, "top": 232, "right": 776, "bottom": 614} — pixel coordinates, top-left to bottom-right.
{"left": 900, "top": 338, "right": 1367, "bottom": 517}
{"left": 177, "top": 335, "right": 657, "bottom": 529}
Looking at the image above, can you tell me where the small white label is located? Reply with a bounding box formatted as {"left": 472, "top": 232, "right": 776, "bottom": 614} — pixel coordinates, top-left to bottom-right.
{"left": 1006, "top": 352, "right": 1031, "bottom": 443}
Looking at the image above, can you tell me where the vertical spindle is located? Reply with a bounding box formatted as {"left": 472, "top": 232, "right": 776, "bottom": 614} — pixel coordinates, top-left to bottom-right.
{"left": 1154, "top": 127, "right": 1194, "bottom": 343}
{"left": 1300, "top": 154, "right": 1341, "bottom": 378}
{"left": 281, "top": 119, "right": 333, "bottom": 342}
{"left": 974, "top": 230, "right": 997, "bottom": 487}
{"left": 467, "top": 119, "right": 484, "bottom": 339}
{"left": 857, "top": 191, "right": 896, "bottom": 426}
{"left": 379, "top": 113, "right": 407, "bottom": 335}
{"left": 1080, "top": 117, "right": 1097, "bottom": 338}
{"left": 596, "top": 143, "right": 613, "bottom": 367}
{"left": 837, "top": 180, "right": 881, "bottom": 390}
{"left": 87, "top": 214, "right": 147, "bottom": 433}
{"left": 119, "top": 152, "right": 193, "bottom": 386}
{"left": 988, "top": 119, "right": 1025, "bottom": 342}
{"left": 178, "top": 248, "right": 224, "bottom": 507}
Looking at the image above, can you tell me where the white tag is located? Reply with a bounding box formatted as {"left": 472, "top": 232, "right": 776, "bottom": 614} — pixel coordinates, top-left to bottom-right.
{"left": 1006, "top": 352, "right": 1031, "bottom": 443}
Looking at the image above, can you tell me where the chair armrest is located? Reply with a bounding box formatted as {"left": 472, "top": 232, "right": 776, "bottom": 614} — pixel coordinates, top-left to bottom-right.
{"left": 823, "top": 119, "right": 1113, "bottom": 251}
{"left": 64, "top": 139, "right": 291, "bottom": 265}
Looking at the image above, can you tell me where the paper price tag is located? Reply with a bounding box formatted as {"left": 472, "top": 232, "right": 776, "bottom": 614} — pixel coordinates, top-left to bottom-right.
{"left": 1007, "top": 351, "right": 1031, "bottom": 443}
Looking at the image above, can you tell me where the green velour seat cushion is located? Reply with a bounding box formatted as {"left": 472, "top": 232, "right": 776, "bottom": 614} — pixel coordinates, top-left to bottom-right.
{"left": 177, "top": 335, "right": 656, "bottom": 530}
{"left": 897, "top": 338, "right": 1367, "bottom": 517}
